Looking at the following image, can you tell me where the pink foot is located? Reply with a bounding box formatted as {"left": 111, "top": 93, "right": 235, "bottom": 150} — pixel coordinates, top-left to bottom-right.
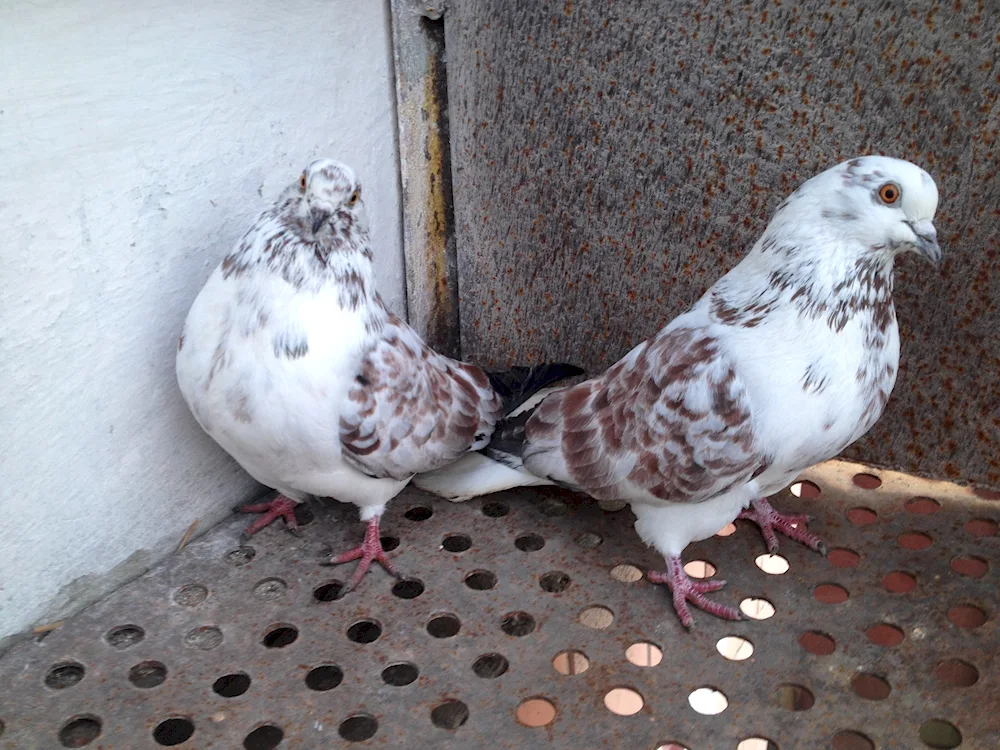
{"left": 239, "top": 495, "right": 301, "bottom": 539}
{"left": 648, "top": 555, "right": 745, "bottom": 629}
{"left": 738, "top": 497, "right": 827, "bottom": 555}
{"left": 321, "top": 516, "right": 400, "bottom": 593}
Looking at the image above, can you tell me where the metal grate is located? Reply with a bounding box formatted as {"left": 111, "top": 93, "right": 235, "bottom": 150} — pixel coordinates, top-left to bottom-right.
{"left": 1, "top": 460, "right": 997, "bottom": 749}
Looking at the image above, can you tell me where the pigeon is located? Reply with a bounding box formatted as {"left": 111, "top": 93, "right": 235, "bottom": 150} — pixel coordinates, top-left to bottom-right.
{"left": 416, "top": 156, "right": 940, "bottom": 627}
{"left": 176, "top": 158, "right": 581, "bottom": 592}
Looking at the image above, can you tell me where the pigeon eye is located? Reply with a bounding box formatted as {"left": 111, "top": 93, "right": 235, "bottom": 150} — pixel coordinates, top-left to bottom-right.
{"left": 878, "top": 183, "right": 901, "bottom": 204}
{"left": 298, "top": 173, "right": 307, "bottom": 192}
{"left": 348, "top": 190, "right": 360, "bottom": 206}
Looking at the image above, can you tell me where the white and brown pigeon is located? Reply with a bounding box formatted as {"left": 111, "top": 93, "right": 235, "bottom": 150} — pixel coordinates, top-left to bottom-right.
{"left": 176, "top": 158, "right": 581, "bottom": 593}
{"left": 416, "top": 156, "right": 940, "bottom": 627}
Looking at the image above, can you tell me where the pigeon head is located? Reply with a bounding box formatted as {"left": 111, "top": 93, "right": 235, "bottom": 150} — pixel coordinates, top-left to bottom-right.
{"left": 297, "top": 159, "right": 368, "bottom": 238}
{"left": 798, "top": 156, "right": 941, "bottom": 268}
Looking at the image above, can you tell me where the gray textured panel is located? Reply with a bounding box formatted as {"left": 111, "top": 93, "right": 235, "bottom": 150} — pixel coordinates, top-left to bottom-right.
{"left": 444, "top": 0, "right": 1000, "bottom": 488}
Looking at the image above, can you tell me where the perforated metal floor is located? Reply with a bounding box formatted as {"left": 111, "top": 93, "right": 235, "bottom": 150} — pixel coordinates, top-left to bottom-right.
{"left": 1, "top": 461, "right": 997, "bottom": 749}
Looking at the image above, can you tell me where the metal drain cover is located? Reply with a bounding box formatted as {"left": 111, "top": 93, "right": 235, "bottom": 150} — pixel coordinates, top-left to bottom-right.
{"left": 0, "top": 461, "right": 997, "bottom": 749}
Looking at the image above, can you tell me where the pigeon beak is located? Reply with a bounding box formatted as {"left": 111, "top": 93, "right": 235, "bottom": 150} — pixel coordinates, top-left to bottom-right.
{"left": 908, "top": 219, "right": 941, "bottom": 269}
{"left": 311, "top": 209, "right": 331, "bottom": 234}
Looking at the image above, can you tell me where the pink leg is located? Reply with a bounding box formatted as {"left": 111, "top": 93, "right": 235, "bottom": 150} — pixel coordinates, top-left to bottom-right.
{"left": 648, "top": 555, "right": 744, "bottom": 629}
{"left": 738, "top": 497, "right": 827, "bottom": 554}
{"left": 322, "top": 516, "right": 400, "bottom": 593}
{"left": 239, "top": 495, "right": 301, "bottom": 539}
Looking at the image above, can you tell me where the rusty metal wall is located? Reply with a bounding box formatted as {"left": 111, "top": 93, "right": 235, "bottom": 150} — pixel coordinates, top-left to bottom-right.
{"left": 442, "top": 0, "right": 1000, "bottom": 489}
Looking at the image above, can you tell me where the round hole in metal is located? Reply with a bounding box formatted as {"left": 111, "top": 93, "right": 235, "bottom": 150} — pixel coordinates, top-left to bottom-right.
{"left": 947, "top": 604, "right": 987, "bottom": 629}
{"left": 517, "top": 698, "right": 556, "bottom": 727}
{"left": 828, "top": 548, "right": 861, "bottom": 568}
{"left": 252, "top": 577, "right": 286, "bottom": 601}
{"left": 152, "top": 717, "right": 194, "bottom": 746}
{"left": 853, "top": 473, "right": 882, "bottom": 489}
{"left": 380, "top": 535, "right": 400, "bottom": 551}
{"left": 442, "top": 534, "right": 472, "bottom": 552}
{"left": 472, "top": 653, "right": 509, "bottom": 679}
{"left": 951, "top": 555, "right": 988, "bottom": 578}
{"left": 304, "top": 665, "right": 343, "bottom": 691}
{"left": 625, "top": 641, "right": 663, "bottom": 666}
{"left": 575, "top": 531, "right": 603, "bottom": 548}
{"left": 391, "top": 578, "right": 425, "bottom": 599}
{"left": 183, "top": 626, "right": 222, "bottom": 651}
{"left": 427, "top": 614, "right": 461, "bottom": 638}
{"left": 338, "top": 715, "right": 378, "bottom": 743}
{"left": 851, "top": 673, "right": 890, "bottom": 700}
{"left": 172, "top": 584, "right": 207, "bottom": 607}
{"left": 832, "top": 731, "right": 875, "bottom": 750}
{"left": 404, "top": 506, "right": 433, "bottom": 521}
{"left": 964, "top": 518, "right": 998, "bottom": 537}
{"left": 611, "top": 564, "right": 644, "bottom": 583}
{"left": 552, "top": 650, "right": 589, "bottom": 675}
{"left": 45, "top": 662, "right": 85, "bottom": 690}
{"left": 347, "top": 619, "right": 383, "bottom": 643}
{"left": 866, "top": 623, "right": 905, "bottom": 647}
{"left": 973, "top": 486, "right": 1000, "bottom": 500}
{"left": 214, "top": 672, "right": 251, "bottom": 697}
{"left": 716, "top": 522, "right": 737, "bottom": 537}
{"left": 813, "top": 583, "right": 849, "bottom": 604}
{"left": 313, "top": 581, "right": 344, "bottom": 602}
{"left": 501, "top": 611, "right": 535, "bottom": 636}
{"left": 579, "top": 605, "right": 614, "bottom": 629}
{"left": 898, "top": 532, "right": 933, "bottom": 550}
{"left": 918, "top": 719, "right": 962, "bottom": 749}
{"left": 688, "top": 687, "right": 727, "bottom": 715}
{"left": 846, "top": 507, "right": 878, "bottom": 525}
{"left": 226, "top": 546, "right": 256, "bottom": 565}
{"left": 464, "top": 570, "right": 498, "bottom": 590}
{"left": 683, "top": 560, "right": 716, "bottom": 578}
{"left": 539, "top": 571, "right": 571, "bottom": 592}
{"left": 775, "top": 684, "right": 814, "bottom": 711}
{"left": 934, "top": 659, "right": 979, "bottom": 687}
{"left": 382, "top": 662, "right": 419, "bottom": 686}
{"left": 515, "top": 533, "right": 545, "bottom": 551}
{"left": 739, "top": 597, "right": 775, "bottom": 620}
{"left": 105, "top": 624, "right": 145, "bottom": 650}
{"left": 657, "top": 744, "right": 691, "bottom": 750}
{"left": 261, "top": 624, "right": 297, "bottom": 648}
{"left": 798, "top": 631, "right": 835, "bottom": 656}
{"left": 128, "top": 661, "right": 167, "bottom": 689}
{"left": 605, "top": 687, "right": 644, "bottom": 715}
{"left": 755, "top": 553, "right": 789, "bottom": 574}
{"left": 292, "top": 504, "right": 314, "bottom": 526}
{"left": 790, "top": 479, "right": 821, "bottom": 497}
{"left": 243, "top": 725, "right": 282, "bottom": 750}
{"left": 905, "top": 496, "right": 941, "bottom": 514}
{"left": 482, "top": 500, "right": 509, "bottom": 517}
{"left": 717, "top": 635, "right": 755, "bottom": 660}
{"left": 430, "top": 700, "right": 469, "bottom": 729}
{"left": 737, "top": 739, "right": 779, "bottom": 750}
{"left": 59, "top": 715, "right": 102, "bottom": 748}
{"left": 882, "top": 571, "right": 917, "bottom": 593}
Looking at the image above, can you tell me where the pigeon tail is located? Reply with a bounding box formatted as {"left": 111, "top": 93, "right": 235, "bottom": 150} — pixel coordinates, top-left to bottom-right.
{"left": 485, "top": 362, "right": 584, "bottom": 416}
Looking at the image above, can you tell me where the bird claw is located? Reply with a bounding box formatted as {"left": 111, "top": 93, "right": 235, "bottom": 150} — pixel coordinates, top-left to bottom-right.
{"left": 649, "top": 556, "right": 744, "bottom": 629}
{"left": 739, "top": 497, "right": 827, "bottom": 555}
{"left": 322, "top": 517, "right": 399, "bottom": 593}
{"left": 238, "top": 496, "right": 300, "bottom": 538}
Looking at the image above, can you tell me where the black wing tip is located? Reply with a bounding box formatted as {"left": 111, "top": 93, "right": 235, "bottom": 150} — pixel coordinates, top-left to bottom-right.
{"left": 486, "top": 361, "right": 586, "bottom": 410}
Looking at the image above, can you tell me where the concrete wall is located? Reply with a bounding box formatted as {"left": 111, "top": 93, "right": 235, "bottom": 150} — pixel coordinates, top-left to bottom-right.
{"left": 0, "top": 0, "right": 404, "bottom": 646}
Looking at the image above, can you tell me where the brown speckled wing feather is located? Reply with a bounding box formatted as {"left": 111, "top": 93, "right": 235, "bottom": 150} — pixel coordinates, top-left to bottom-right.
{"left": 340, "top": 315, "right": 503, "bottom": 481}
{"left": 523, "top": 327, "right": 765, "bottom": 504}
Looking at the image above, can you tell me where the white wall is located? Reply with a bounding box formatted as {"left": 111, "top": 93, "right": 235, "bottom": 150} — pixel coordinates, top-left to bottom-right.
{"left": 0, "top": 0, "right": 404, "bottom": 646}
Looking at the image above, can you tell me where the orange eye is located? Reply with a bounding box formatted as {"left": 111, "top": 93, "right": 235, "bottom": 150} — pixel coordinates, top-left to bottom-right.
{"left": 878, "top": 183, "right": 900, "bottom": 204}
{"left": 298, "top": 173, "right": 307, "bottom": 192}
{"left": 348, "top": 190, "right": 360, "bottom": 206}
